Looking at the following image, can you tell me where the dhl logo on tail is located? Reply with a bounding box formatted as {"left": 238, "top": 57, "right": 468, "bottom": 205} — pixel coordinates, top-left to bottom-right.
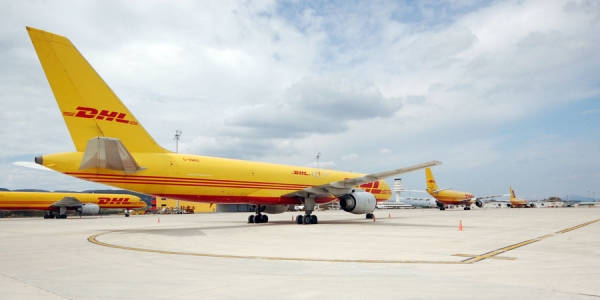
{"left": 63, "top": 107, "right": 138, "bottom": 125}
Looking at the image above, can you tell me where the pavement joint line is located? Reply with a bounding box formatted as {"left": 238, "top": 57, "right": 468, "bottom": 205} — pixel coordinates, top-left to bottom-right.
{"left": 87, "top": 218, "right": 600, "bottom": 265}
{"left": 452, "top": 254, "right": 516, "bottom": 260}
{"left": 461, "top": 218, "right": 600, "bottom": 263}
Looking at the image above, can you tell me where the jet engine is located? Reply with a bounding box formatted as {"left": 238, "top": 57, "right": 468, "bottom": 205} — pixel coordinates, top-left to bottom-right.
{"left": 262, "top": 205, "right": 289, "bottom": 214}
{"left": 474, "top": 199, "right": 483, "bottom": 208}
{"left": 339, "top": 192, "right": 376, "bottom": 214}
{"left": 79, "top": 203, "right": 100, "bottom": 215}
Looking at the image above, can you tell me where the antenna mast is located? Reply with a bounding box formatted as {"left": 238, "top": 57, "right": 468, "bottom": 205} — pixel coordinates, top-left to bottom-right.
{"left": 174, "top": 130, "right": 182, "bottom": 153}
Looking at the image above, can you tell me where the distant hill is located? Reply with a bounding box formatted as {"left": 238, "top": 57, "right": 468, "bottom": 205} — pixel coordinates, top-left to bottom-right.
{"left": 14, "top": 189, "right": 50, "bottom": 192}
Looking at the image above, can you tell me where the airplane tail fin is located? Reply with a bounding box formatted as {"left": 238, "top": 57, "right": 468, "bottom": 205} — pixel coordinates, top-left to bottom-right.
{"left": 425, "top": 168, "right": 439, "bottom": 191}
{"left": 510, "top": 186, "right": 516, "bottom": 201}
{"left": 26, "top": 27, "right": 168, "bottom": 153}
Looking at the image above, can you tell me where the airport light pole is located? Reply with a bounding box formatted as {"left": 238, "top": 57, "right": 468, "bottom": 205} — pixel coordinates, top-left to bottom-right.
{"left": 316, "top": 152, "right": 321, "bottom": 169}
{"left": 174, "top": 130, "right": 182, "bottom": 153}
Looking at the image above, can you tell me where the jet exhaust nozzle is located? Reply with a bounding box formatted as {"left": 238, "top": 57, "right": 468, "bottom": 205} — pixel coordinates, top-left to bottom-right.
{"left": 35, "top": 156, "right": 43, "bottom": 165}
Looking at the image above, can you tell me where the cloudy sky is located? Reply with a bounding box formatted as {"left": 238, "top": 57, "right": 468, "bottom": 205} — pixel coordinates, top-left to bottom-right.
{"left": 1, "top": 0, "right": 598, "bottom": 200}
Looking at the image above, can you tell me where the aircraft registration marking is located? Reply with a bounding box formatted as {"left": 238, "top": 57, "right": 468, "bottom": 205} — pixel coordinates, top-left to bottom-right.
{"left": 87, "top": 218, "right": 600, "bottom": 265}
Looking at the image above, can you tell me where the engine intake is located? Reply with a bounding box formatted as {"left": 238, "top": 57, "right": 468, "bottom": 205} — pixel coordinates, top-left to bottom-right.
{"left": 474, "top": 199, "right": 483, "bottom": 208}
{"left": 339, "top": 192, "right": 377, "bottom": 214}
{"left": 79, "top": 203, "right": 100, "bottom": 215}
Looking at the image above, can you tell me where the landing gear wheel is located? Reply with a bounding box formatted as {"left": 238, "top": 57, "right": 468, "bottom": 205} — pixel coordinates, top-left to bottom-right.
{"left": 296, "top": 215, "right": 303, "bottom": 224}
{"left": 125, "top": 214, "right": 130, "bottom": 217}
{"left": 310, "top": 215, "right": 318, "bottom": 224}
{"left": 59, "top": 214, "right": 67, "bottom": 219}
{"left": 366, "top": 213, "right": 374, "bottom": 219}
{"left": 303, "top": 215, "right": 312, "bottom": 225}
{"left": 260, "top": 214, "right": 268, "bottom": 223}
{"left": 248, "top": 215, "right": 255, "bottom": 223}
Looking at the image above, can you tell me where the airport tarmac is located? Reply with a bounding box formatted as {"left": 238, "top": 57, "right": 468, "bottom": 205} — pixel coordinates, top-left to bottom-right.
{"left": 1, "top": 208, "right": 599, "bottom": 299}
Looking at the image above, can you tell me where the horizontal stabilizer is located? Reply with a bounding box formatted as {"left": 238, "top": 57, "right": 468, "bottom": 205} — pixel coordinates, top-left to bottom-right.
{"left": 79, "top": 137, "right": 145, "bottom": 173}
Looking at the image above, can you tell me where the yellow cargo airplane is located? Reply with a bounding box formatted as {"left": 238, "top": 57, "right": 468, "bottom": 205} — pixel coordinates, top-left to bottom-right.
{"left": 0, "top": 191, "right": 146, "bottom": 218}
{"left": 25, "top": 27, "right": 441, "bottom": 225}
{"left": 506, "top": 186, "right": 535, "bottom": 208}
{"left": 425, "top": 168, "right": 505, "bottom": 210}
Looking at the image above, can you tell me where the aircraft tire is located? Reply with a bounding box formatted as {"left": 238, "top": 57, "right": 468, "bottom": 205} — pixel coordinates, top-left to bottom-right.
{"left": 248, "top": 215, "right": 255, "bottom": 224}
{"left": 261, "top": 214, "right": 268, "bottom": 223}
{"left": 303, "top": 215, "right": 312, "bottom": 225}
{"left": 310, "top": 215, "right": 318, "bottom": 224}
{"left": 296, "top": 215, "right": 303, "bottom": 224}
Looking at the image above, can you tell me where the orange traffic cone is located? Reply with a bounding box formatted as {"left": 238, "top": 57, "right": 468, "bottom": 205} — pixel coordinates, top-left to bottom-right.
{"left": 373, "top": 216, "right": 376, "bottom": 222}
{"left": 158, "top": 217, "right": 161, "bottom": 223}
{"left": 458, "top": 220, "right": 463, "bottom": 231}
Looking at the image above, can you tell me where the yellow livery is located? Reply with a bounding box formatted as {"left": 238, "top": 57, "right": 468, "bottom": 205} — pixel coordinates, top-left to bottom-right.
{"left": 508, "top": 186, "right": 535, "bottom": 208}
{"left": 26, "top": 26, "right": 440, "bottom": 224}
{"left": 0, "top": 191, "right": 146, "bottom": 218}
{"left": 425, "top": 168, "right": 504, "bottom": 210}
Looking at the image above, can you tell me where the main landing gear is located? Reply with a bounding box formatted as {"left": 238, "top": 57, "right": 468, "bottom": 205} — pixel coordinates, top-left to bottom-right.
{"left": 296, "top": 195, "right": 318, "bottom": 225}
{"left": 366, "top": 213, "right": 374, "bottom": 219}
{"left": 248, "top": 205, "right": 269, "bottom": 224}
{"left": 296, "top": 214, "right": 318, "bottom": 224}
{"left": 463, "top": 206, "right": 471, "bottom": 210}
{"left": 437, "top": 202, "right": 446, "bottom": 211}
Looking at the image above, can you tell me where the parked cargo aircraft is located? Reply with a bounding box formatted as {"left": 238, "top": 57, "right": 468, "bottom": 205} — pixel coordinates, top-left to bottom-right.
{"left": 0, "top": 191, "right": 146, "bottom": 218}
{"left": 506, "top": 186, "right": 535, "bottom": 208}
{"left": 425, "top": 168, "right": 505, "bottom": 210}
{"left": 25, "top": 27, "right": 440, "bottom": 225}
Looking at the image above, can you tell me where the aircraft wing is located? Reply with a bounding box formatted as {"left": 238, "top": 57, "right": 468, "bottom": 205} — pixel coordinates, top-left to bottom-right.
{"left": 51, "top": 196, "right": 83, "bottom": 208}
{"left": 13, "top": 161, "right": 55, "bottom": 172}
{"left": 284, "top": 160, "right": 441, "bottom": 198}
{"left": 476, "top": 194, "right": 510, "bottom": 201}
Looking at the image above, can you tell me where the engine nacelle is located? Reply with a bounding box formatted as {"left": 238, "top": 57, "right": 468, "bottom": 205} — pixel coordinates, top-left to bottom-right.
{"left": 474, "top": 199, "right": 483, "bottom": 208}
{"left": 262, "top": 205, "right": 288, "bottom": 214}
{"left": 507, "top": 204, "right": 512, "bottom": 208}
{"left": 339, "top": 192, "right": 377, "bottom": 214}
{"left": 79, "top": 203, "right": 100, "bottom": 215}
{"left": 529, "top": 203, "right": 536, "bottom": 208}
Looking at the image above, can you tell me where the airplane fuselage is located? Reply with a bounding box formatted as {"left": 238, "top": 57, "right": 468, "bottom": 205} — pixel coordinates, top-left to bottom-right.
{"left": 39, "top": 151, "right": 393, "bottom": 206}
{"left": 427, "top": 189, "right": 475, "bottom": 206}
{"left": 0, "top": 191, "right": 146, "bottom": 211}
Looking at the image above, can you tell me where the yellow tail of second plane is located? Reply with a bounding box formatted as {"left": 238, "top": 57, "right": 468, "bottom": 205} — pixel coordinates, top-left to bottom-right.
{"left": 27, "top": 27, "right": 167, "bottom": 154}
{"left": 425, "top": 167, "right": 439, "bottom": 192}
